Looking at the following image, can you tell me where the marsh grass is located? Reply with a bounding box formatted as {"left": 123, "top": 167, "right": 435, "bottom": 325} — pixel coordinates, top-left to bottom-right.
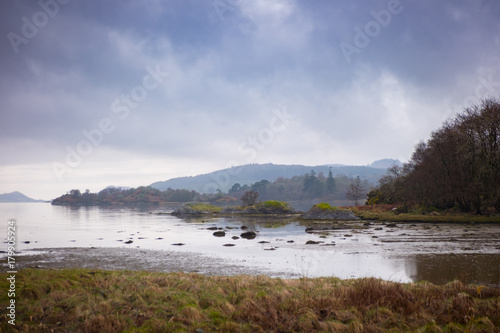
{"left": 1, "top": 269, "right": 499, "bottom": 332}
{"left": 185, "top": 203, "right": 222, "bottom": 213}
{"left": 352, "top": 206, "right": 500, "bottom": 223}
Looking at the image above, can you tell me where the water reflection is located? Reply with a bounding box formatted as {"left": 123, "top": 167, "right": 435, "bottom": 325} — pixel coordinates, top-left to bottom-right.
{"left": 405, "top": 254, "right": 500, "bottom": 286}
{"left": 2, "top": 203, "right": 499, "bottom": 284}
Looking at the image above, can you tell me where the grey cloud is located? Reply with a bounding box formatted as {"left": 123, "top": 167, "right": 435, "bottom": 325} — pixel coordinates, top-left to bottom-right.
{"left": 1, "top": 0, "right": 499, "bottom": 191}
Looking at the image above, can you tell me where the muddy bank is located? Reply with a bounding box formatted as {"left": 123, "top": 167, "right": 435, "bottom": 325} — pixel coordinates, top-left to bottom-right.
{"left": 7, "top": 247, "right": 302, "bottom": 278}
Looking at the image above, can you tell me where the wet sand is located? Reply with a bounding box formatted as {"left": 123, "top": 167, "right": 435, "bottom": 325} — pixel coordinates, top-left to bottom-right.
{"left": 8, "top": 247, "right": 303, "bottom": 278}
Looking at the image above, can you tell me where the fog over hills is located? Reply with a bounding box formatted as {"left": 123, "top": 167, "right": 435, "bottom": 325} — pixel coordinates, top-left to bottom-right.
{"left": 151, "top": 160, "right": 399, "bottom": 193}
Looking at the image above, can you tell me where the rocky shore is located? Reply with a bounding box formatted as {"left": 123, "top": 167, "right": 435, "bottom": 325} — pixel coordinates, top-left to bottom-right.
{"left": 171, "top": 201, "right": 299, "bottom": 216}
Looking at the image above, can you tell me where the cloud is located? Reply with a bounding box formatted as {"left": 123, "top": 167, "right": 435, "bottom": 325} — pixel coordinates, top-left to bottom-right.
{"left": 0, "top": 0, "right": 499, "bottom": 198}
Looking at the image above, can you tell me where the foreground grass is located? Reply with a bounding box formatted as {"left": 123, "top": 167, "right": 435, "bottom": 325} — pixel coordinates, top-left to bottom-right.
{"left": 352, "top": 205, "right": 500, "bottom": 223}
{"left": 1, "top": 269, "right": 499, "bottom": 332}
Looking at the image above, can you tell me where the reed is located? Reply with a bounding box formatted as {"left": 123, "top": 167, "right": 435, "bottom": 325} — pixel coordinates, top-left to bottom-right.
{"left": 1, "top": 269, "right": 499, "bottom": 332}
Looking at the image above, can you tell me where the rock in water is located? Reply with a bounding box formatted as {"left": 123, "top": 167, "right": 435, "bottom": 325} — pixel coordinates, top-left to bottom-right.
{"left": 240, "top": 231, "right": 257, "bottom": 239}
{"left": 213, "top": 231, "right": 226, "bottom": 237}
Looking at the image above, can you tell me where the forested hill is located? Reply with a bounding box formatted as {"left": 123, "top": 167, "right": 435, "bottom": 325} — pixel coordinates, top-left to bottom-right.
{"left": 150, "top": 161, "right": 395, "bottom": 193}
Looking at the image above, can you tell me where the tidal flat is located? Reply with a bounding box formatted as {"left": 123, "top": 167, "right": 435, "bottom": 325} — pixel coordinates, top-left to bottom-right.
{"left": 5, "top": 217, "right": 500, "bottom": 286}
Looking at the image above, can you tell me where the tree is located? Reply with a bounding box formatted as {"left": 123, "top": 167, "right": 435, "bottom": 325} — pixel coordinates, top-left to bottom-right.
{"left": 326, "top": 168, "right": 336, "bottom": 195}
{"left": 70, "top": 189, "right": 81, "bottom": 198}
{"left": 229, "top": 183, "right": 241, "bottom": 193}
{"left": 302, "top": 170, "right": 324, "bottom": 198}
{"left": 252, "top": 180, "right": 270, "bottom": 197}
{"left": 346, "top": 176, "right": 364, "bottom": 206}
{"left": 241, "top": 190, "right": 259, "bottom": 207}
{"left": 369, "top": 98, "right": 500, "bottom": 213}
{"left": 81, "top": 189, "right": 97, "bottom": 205}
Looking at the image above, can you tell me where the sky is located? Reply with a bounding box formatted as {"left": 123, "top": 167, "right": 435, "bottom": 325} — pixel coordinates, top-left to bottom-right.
{"left": 1, "top": 0, "right": 499, "bottom": 200}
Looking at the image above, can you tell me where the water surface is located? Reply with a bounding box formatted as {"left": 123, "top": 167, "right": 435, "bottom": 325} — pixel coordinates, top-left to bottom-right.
{"left": 1, "top": 203, "right": 499, "bottom": 286}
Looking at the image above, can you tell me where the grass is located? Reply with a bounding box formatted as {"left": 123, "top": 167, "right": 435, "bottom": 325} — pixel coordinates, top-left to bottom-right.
{"left": 186, "top": 203, "right": 222, "bottom": 213}
{"left": 315, "top": 202, "right": 337, "bottom": 211}
{"left": 1, "top": 269, "right": 499, "bottom": 332}
{"left": 254, "top": 200, "right": 295, "bottom": 213}
{"left": 352, "top": 205, "right": 500, "bottom": 223}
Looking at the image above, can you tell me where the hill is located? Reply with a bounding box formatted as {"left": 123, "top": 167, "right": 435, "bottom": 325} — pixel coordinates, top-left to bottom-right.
{"left": 151, "top": 161, "right": 395, "bottom": 193}
{"left": 0, "top": 191, "right": 45, "bottom": 203}
{"left": 369, "top": 159, "right": 403, "bottom": 169}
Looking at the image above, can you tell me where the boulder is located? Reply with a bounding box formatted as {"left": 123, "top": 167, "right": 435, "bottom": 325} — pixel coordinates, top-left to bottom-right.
{"left": 240, "top": 231, "right": 257, "bottom": 239}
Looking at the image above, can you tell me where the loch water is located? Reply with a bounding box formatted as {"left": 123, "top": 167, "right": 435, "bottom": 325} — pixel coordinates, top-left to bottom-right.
{"left": 1, "top": 203, "right": 499, "bottom": 286}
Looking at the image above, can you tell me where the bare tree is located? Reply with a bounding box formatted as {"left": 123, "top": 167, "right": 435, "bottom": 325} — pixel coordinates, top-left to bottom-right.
{"left": 346, "top": 176, "right": 364, "bottom": 206}
{"left": 241, "top": 190, "right": 259, "bottom": 207}
{"left": 370, "top": 98, "right": 500, "bottom": 213}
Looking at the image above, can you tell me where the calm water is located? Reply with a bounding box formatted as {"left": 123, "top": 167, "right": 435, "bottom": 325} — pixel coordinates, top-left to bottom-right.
{"left": 1, "top": 203, "right": 499, "bottom": 285}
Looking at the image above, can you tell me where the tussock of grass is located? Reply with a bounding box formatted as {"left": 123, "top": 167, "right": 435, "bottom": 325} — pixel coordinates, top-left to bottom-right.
{"left": 1, "top": 269, "right": 499, "bottom": 332}
{"left": 316, "top": 202, "right": 337, "bottom": 211}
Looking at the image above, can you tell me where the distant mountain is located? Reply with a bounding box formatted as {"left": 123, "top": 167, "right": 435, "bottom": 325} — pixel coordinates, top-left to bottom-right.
{"left": 151, "top": 162, "right": 391, "bottom": 193}
{"left": 0, "top": 191, "right": 46, "bottom": 203}
{"left": 369, "top": 159, "right": 403, "bottom": 169}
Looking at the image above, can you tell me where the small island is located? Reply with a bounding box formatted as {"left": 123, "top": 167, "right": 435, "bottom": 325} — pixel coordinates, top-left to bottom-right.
{"left": 301, "top": 203, "right": 359, "bottom": 220}
{"left": 170, "top": 201, "right": 361, "bottom": 221}
{"left": 170, "top": 200, "right": 298, "bottom": 216}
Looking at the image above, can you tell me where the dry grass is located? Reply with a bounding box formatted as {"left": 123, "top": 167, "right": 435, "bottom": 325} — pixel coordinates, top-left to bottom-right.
{"left": 352, "top": 205, "right": 500, "bottom": 223}
{"left": 1, "top": 269, "right": 499, "bottom": 332}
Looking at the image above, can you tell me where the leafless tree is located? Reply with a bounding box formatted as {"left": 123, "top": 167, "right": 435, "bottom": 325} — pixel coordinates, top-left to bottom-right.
{"left": 241, "top": 190, "right": 259, "bottom": 207}
{"left": 369, "top": 98, "right": 500, "bottom": 213}
{"left": 346, "top": 176, "right": 364, "bottom": 206}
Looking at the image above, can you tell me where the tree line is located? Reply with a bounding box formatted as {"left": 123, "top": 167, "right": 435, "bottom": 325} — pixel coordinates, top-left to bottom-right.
{"left": 367, "top": 99, "right": 500, "bottom": 214}
{"left": 51, "top": 187, "right": 224, "bottom": 206}
{"left": 52, "top": 170, "right": 371, "bottom": 206}
{"left": 227, "top": 168, "right": 370, "bottom": 204}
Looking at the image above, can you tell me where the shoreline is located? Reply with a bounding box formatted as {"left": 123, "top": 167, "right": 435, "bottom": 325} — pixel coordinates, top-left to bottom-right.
{"left": 3, "top": 247, "right": 302, "bottom": 278}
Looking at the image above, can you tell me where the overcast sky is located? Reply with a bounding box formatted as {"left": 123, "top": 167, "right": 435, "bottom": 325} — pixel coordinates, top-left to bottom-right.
{"left": 1, "top": 0, "right": 499, "bottom": 199}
